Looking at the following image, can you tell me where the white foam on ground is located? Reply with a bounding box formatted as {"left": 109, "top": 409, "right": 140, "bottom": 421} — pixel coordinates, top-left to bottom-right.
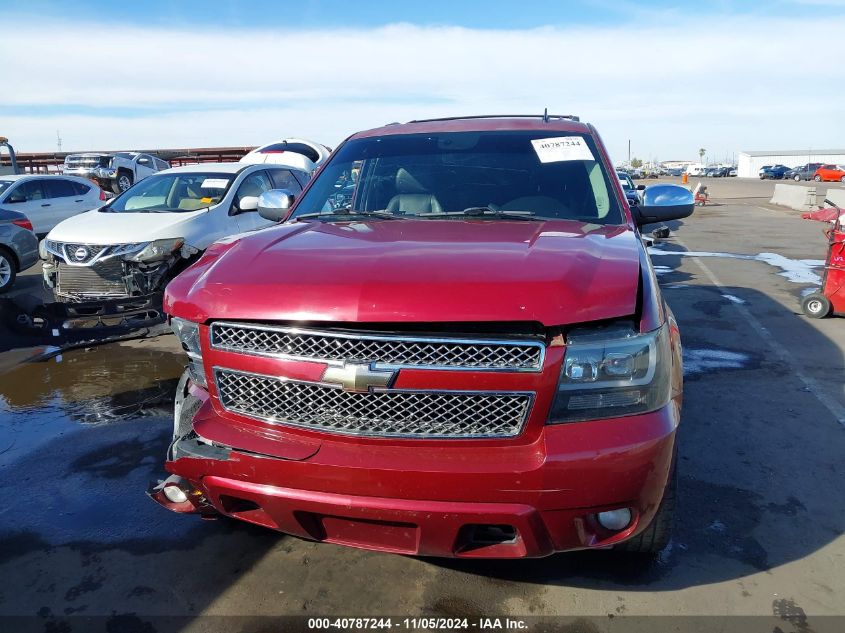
{"left": 648, "top": 247, "right": 824, "bottom": 285}
{"left": 721, "top": 294, "right": 745, "bottom": 304}
{"left": 684, "top": 348, "right": 750, "bottom": 375}
{"left": 756, "top": 253, "right": 824, "bottom": 284}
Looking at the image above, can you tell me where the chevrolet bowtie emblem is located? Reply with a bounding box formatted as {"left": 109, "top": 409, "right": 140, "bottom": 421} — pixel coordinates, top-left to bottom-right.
{"left": 323, "top": 362, "right": 396, "bottom": 393}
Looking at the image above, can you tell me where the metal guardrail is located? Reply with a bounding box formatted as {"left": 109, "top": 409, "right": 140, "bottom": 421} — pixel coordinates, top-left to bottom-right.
{"left": 0, "top": 146, "right": 257, "bottom": 173}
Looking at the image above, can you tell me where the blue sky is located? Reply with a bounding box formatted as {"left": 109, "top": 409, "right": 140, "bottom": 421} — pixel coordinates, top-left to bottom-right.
{"left": 6, "top": 0, "right": 843, "bottom": 29}
{"left": 2, "top": 0, "right": 845, "bottom": 162}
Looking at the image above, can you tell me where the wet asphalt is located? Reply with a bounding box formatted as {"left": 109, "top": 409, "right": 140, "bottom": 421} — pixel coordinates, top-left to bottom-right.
{"left": 0, "top": 179, "right": 843, "bottom": 632}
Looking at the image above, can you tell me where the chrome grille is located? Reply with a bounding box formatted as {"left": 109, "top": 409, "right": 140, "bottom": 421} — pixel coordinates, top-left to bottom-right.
{"left": 61, "top": 243, "right": 108, "bottom": 264}
{"left": 214, "top": 368, "right": 532, "bottom": 438}
{"left": 56, "top": 260, "right": 127, "bottom": 297}
{"left": 210, "top": 323, "right": 544, "bottom": 371}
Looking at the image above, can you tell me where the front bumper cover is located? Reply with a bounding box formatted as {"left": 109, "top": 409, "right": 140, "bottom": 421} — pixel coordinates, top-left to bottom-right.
{"left": 150, "top": 374, "right": 679, "bottom": 558}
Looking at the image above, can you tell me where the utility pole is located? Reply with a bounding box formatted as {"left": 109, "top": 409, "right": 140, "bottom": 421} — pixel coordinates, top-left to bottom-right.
{"left": 56, "top": 130, "right": 62, "bottom": 153}
{"left": 628, "top": 139, "right": 631, "bottom": 167}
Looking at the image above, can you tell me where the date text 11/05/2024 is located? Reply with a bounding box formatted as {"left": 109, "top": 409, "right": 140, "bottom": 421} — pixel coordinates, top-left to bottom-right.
{"left": 307, "top": 617, "right": 529, "bottom": 630}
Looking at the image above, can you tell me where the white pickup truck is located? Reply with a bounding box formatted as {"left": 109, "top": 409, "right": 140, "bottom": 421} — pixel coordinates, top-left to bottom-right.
{"left": 63, "top": 151, "right": 170, "bottom": 193}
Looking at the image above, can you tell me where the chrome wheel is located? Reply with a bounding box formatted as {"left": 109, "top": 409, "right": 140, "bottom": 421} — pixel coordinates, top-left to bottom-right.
{"left": 118, "top": 174, "right": 132, "bottom": 191}
{"left": 807, "top": 299, "right": 823, "bottom": 313}
{"left": 0, "top": 252, "right": 13, "bottom": 291}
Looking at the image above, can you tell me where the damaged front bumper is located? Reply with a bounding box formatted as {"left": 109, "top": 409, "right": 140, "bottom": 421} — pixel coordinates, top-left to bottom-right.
{"left": 42, "top": 292, "right": 165, "bottom": 330}
{"left": 151, "top": 371, "right": 678, "bottom": 558}
{"left": 42, "top": 257, "right": 173, "bottom": 303}
{"left": 41, "top": 238, "right": 197, "bottom": 313}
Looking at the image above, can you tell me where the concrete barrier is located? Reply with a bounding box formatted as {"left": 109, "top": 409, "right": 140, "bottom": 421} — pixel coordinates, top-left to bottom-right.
{"left": 822, "top": 189, "right": 845, "bottom": 209}
{"left": 770, "top": 184, "right": 817, "bottom": 211}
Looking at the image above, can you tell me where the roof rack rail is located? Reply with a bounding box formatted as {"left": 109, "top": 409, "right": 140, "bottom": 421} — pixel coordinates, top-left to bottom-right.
{"left": 407, "top": 113, "right": 581, "bottom": 124}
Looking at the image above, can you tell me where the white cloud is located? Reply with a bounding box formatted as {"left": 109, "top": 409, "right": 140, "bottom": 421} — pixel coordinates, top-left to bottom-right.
{"left": 2, "top": 16, "right": 844, "bottom": 162}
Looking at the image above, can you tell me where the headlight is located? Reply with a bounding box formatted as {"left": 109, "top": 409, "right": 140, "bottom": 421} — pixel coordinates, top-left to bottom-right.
{"left": 110, "top": 243, "right": 144, "bottom": 257}
{"left": 170, "top": 317, "right": 206, "bottom": 388}
{"left": 43, "top": 239, "right": 63, "bottom": 258}
{"left": 127, "top": 238, "right": 184, "bottom": 263}
{"left": 548, "top": 321, "right": 671, "bottom": 423}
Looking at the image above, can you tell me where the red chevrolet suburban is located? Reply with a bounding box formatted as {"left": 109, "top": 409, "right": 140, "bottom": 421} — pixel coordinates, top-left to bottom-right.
{"left": 151, "top": 114, "right": 694, "bottom": 558}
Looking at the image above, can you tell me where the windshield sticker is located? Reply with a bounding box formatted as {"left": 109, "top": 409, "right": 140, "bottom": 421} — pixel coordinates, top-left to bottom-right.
{"left": 531, "top": 137, "right": 594, "bottom": 163}
{"left": 201, "top": 178, "right": 229, "bottom": 189}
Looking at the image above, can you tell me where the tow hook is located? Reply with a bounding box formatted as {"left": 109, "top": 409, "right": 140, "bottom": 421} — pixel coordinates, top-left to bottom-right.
{"left": 147, "top": 475, "right": 218, "bottom": 518}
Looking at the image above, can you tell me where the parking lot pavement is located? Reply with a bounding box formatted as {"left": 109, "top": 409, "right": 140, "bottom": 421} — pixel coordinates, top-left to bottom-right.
{"left": 5, "top": 260, "right": 51, "bottom": 305}
{"left": 0, "top": 186, "right": 843, "bottom": 630}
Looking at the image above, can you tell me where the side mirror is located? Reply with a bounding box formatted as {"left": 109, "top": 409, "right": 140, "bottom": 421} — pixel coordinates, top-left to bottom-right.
{"left": 635, "top": 184, "right": 694, "bottom": 226}
{"left": 636, "top": 184, "right": 646, "bottom": 190}
{"left": 236, "top": 196, "right": 259, "bottom": 213}
{"left": 257, "top": 189, "right": 295, "bottom": 222}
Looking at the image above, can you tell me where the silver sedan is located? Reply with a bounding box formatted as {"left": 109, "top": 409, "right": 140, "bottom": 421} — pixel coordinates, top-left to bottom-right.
{"left": 0, "top": 208, "right": 39, "bottom": 293}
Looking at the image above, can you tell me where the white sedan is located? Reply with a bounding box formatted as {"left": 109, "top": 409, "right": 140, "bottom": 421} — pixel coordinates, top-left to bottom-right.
{"left": 42, "top": 161, "right": 310, "bottom": 302}
{"left": 0, "top": 174, "right": 106, "bottom": 234}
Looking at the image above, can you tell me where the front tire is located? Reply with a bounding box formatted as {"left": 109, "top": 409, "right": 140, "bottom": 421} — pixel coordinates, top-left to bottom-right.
{"left": 794, "top": 174, "right": 801, "bottom": 181}
{"left": 814, "top": 175, "right": 822, "bottom": 182}
{"left": 616, "top": 456, "right": 677, "bottom": 555}
{"left": 113, "top": 171, "right": 133, "bottom": 193}
{"left": 0, "top": 247, "right": 17, "bottom": 294}
{"left": 802, "top": 293, "right": 832, "bottom": 319}
{"left": 840, "top": 176, "right": 845, "bottom": 183}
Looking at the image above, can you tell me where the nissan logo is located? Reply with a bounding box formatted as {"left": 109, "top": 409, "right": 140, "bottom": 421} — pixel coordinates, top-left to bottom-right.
{"left": 73, "top": 247, "right": 89, "bottom": 261}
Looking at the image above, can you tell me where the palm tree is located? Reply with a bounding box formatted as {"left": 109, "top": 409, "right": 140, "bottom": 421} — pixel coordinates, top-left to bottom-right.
{"left": 699, "top": 148, "right": 706, "bottom": 164}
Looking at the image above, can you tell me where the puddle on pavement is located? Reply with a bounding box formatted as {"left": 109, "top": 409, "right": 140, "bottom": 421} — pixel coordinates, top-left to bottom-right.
{"left": 0, "top": 343, "right": 185, "bottom": 424}
{"left": 0, "top": 342, "right": 207, "bottom": 551}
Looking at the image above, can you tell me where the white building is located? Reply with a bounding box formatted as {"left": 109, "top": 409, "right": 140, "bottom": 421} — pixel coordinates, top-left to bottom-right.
{"left": 737, "top": 149, "right": 845, "bottom": 178}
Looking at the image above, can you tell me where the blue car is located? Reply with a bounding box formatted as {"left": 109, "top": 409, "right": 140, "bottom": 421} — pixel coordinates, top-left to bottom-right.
{"left": 760, "top": 164, "right": 790, "bottom": 180}
{"left": 617, "top": 171, "right": 644, "bottom": 207}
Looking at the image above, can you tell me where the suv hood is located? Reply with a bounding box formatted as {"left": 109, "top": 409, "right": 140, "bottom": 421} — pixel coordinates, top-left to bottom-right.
{"left": 47, "top": 208, "right": 207, "bottom": 245}
{"left": 166, "top": 219, "right": 642, "bottom": 327}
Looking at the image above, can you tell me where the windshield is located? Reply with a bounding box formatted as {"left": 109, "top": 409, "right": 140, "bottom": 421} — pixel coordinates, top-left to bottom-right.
{"left": 104, "top": 172, "right": 234, "bottom": 213}
{"left": 290, "top": 131, "right": 623, "bottom": 223}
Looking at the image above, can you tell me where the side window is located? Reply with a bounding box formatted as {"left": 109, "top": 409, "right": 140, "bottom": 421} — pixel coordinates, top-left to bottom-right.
{"left": 137, "top": 155, "right": 153, "bottom": 168}
{"left": 292, "top": 170, "right": 311, "bottom": 187}
{"left": 44, "top": 179, "right": 77, "bottom": 198}
{"left": 71, "top": 181, "right": 91, "bottom": 195}
{"left": 154, "top": 158, "right": 169, "bottom": 170}
{"left": 269, "top": 169, "right": 303, "bottom": 194}
{"left": 8, "top": 180, "right": 44, "bottom": 202}
{"left": 234, "top": 171, "right": 273, "bottom": 207}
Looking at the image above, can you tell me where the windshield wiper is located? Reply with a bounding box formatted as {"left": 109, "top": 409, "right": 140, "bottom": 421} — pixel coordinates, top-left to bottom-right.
{"left": 419, "top": 207, "right": 540, "bottom": 221}
{"left": 294, "top": 208, "right": 401, "bottom": 221}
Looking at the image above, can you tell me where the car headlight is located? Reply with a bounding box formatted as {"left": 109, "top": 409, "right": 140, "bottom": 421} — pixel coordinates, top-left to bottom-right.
{"left": 170, "top": 317, "right": 206, "bottom": 388}
{"left": 126, "top": 238, "right": 184, "bottom": 263}
{"left": 110, "top": 243, "right": 145, "bottom": 257}
{"left": 548, "top": 321, "right": 671, "bottom": 423}
{"left": 42, "top": 239, "right": 63, "bottom": 259}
